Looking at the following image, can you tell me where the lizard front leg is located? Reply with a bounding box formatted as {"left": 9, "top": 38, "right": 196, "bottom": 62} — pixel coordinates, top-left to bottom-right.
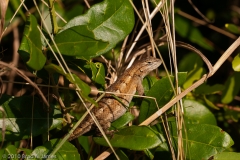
{"left": 136, "top": 77, "right": 145, "bottom": 96}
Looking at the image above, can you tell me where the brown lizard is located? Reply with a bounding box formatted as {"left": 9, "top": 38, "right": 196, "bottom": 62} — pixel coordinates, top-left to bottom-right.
{"left": 68, "top": 56, "right": 162, "bottom": 141}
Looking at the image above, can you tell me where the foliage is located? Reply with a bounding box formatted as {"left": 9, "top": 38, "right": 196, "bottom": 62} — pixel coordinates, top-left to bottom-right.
{"left": 0, "top": 0, "right": 240, "bottom": 159}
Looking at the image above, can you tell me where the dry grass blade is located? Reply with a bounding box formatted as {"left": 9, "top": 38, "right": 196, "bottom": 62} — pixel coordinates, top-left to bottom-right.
{"left": 0, "top": 0, "right": 9, "bottom": 40}
{"left": 125, "top": 1, "right": 164, "bottom": 61}
{"left": 188, "top": 0, "right": 212, "bottom": 23}
{"left": 175, "top": 41, "right": 213, "bottom": 73}
{"left": 209, "top": 37, "right": 240, "bottom": 77}
{"left": 0, "top": 61, "right": 49, "bottom": 107}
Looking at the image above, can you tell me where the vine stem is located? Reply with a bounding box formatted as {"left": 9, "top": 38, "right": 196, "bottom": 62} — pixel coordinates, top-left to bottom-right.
{"left": 47, "top": 0, "right": 59, "bottom": 34}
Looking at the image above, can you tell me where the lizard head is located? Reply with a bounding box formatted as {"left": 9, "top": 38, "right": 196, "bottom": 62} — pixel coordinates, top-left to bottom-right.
{"left": 135, "top": 56, "right": 162, "bottom": 78}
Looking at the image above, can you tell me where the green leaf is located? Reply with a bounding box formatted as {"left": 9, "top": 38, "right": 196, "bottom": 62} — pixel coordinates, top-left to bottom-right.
{"left": 189, "top": 27, "right": 214, "bottom": 51}
{"left": 183, "top": 99, "right": 217, "bottom": 125}
{"left": 203, "top": 95, "right": 220, "bottom": 110}
{"left": 144, "top": 149, "right": 154, "bottom": 160}
{"left": 55, "top": 3, "right": 84, "bottom": 27}
{"left": 178, "top": 72, "right": 188, "bottom": 86}
{"left": 232, "top": 53, "right": 240, "bottom": 71}
{"left": 116, "top": 150, "right": 129, "bottom": 160}
{"left": 93, "top": 126, "right": 165, "bottom": 150}
{"left": 30, "top": 139, "right": 80, "bottom": 159}
{"left": 183, "top": 66, "right": 205, "bottom": 89}
{"left": 0, "top": 95, "right": 63, "bottom": 142}
{"left": 225, "top": 108, "right": 239, "bottom": 122}
{"left": 154, "top": 122, "right": 234, "bottom": 160}
{"left": 19, "top": 148, "right": 33, "bottom": 156}
{"left": 142, "top": 75, "right": 160, "bottom": 95}
{"left": 9, "top": 0, "right": 26, "bottom": 21}
{"left": 90, "top": 62, "right": 105, "bottom": 86}
{"left": 179, "top": 53, "right": 206, "bottom": 89}
{"left": 110, "top": 112, "right": 135, "bottom": 130}
{"left": 139, "top": 73, "right": 187, "bottom": 123}
{"left": 139, "top": 76, "right": 174, "bottom": 123}
{"left": 221, "top": 72, "right": 240, "bottom": 104}
{"left": 195, "top": 83, "right": 224, "bottom": 94}
{"left": 51, "top": 25, "right": 109, "bottom": 58}
{"left": 3, "top": 145, "right": 18, "bottom": 160}
{"left": 225, "top": 23, "right": 240, "bottom": 34}
{"left": 45, "top": 63, "right": 90, "bottom": 95}
{"left": 18, "top": 14, "right": 46, "bottom": 70}
{"left": 52, "top": 0, "right": 134, "bottom": 59}
{"left": 77, "top": 136, "right": 91, "bottom": 154}
{"left": 179, "top": 52, "right": 203, "bottom": 72}
{"left": 214, "top": 152, "right": 240, "bottom": 160}
{"left": 175, "top": 14, "right": 191, "bottom": 38}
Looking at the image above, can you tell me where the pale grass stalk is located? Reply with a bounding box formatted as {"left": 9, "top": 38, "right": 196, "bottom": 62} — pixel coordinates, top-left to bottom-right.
{"left": 166, "top": 0, "right": 185, "bottom": 158}
{"left": 1, "top": 18, "right": 21, "bottom": 37}
{"left": 162, "top": 4, "right": 173, "bottom": 74}
{"left": 47, "top": 77, "right": 50, "bottom": 141}
{"left": 41, "top": 0, "right": 67, "bottom": 23}
{"left": 117, "top": 35, "right": 129, "bottom": 69}
{"left": 156, "top": 1, "right": 179, "bottom": 159}
{"left": 210, "top": 37, "right": 240, "bottom": 77}
{"left": 142, "top": 0, "right": 155, "bottom": 56}
{"left": 125, "top": 0, "right": 164, "bottom": 61}
{"left": 84, "top": 0, "right": 90, "bottom": 9}
{"left": 30, "top": 94, "right": 35, "bottom": 149}
{"left": 188, "top": 0, "right": 212, "bottom": 23}
{"left": 1, "top": 0, "right": 25, "bottom": 38}
{"left": 161, "top": 114, "right": 176, "bottom": 160}
{"left": 126, "top": 51, "right": 151, "bottom": 69}
{"left": 0, "top": 0, "right": 9, "bottom": 40}
{"left": 33, "top": 1, "right": 69, "bottom": 75}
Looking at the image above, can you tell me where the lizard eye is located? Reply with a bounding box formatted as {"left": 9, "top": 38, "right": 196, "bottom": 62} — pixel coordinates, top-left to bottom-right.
{"left": 147, "top": 61, "right": 152, "bottom": 64}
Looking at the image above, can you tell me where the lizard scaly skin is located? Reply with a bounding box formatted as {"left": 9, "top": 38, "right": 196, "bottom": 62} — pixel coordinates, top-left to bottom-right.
{"left": 68, "top": 56, "right": 162, "bottom": 141}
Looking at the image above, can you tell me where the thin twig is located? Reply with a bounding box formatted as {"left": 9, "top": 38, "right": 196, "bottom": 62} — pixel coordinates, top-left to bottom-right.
{"left": 7, "top": 27, "right": 19, "bottom": 94}
{"left": 177, "top": 10, "right": 237, "bottom": 39}
{"left": 0, "top": 62, "right": 49, "bottom": 107}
